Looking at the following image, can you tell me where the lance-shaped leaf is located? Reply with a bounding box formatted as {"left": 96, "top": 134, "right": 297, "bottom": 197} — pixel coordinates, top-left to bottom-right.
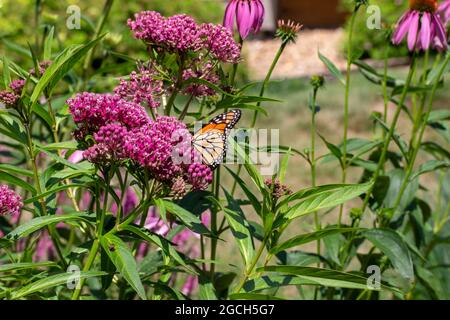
{"left": 223, "top": 189, "right": 255, "bottom": 269}
{"left": 279, "top": 182, "right": 373, "bottom": 222}
{"left": 362, "top": 228, "right": 414, "bottom": 280}
{"left": 270, "top": 228, "right": 360, "bottom": 254}
{"left": 100, "top": 234, "right": 147, "bottom": 300}
{"left": 257, "top": 266, "right": 401, "bottom": 293}
{"left": 4, "top": 213, "right": 93, "bottom": 242}
{"left": 9, "top": 271, "right": 107, "bottom": 299}
{"left": 30, "top": 35, "right": 105, "bottom": 105}
{"left": 158, "top": 199, "right": 210, "bottom": 236}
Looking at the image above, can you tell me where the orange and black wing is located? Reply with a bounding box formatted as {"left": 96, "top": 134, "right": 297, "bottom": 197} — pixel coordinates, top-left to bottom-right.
{"left": 192, "top": 110, "right": 241, "bottom": 168}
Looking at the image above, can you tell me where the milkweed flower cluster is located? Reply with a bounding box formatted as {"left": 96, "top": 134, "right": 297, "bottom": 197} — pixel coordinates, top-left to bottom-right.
{"left": 67, "top": 94, "right": 212, "bottom": 192}
{"left": 128, "top": 12, "right": 241, "bottom": 63}
{"left": 67, "top": 92, "right": 150, "bottom": 142}
{"left": 264, "top": 178, "right": 292, "bottom": 201}
{"left": 182, "top": 61, "right": 219, "bottom": 97}
{"left": 114, "top": 67, "right": 163, "bottom": 108}
{"left": 0, "top": 79, "right": 25, "bottom": 108}
{"left": 0, "top": 185, "right": 23, "bottom": 217}
{"left": 29, "top": 60, "right": 52, "bottom": 77}
{"left": 223, "top": 0, "right": 265, "bottom": 39}
{"left": 126, "top": 12, "right": 240, "bottom": 99}
{"left": 392, "top": 0, "right": 447, "bottom": 52}
{"left": 9, "top": 79, "right": 25, "bottom": 94}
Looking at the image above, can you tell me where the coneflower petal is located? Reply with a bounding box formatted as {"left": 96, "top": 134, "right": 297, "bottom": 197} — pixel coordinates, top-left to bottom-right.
{"left": 392, "top": 11, "right": 413, "bottom": 45}
{"left": 420, "top": 12, "right": 432, "bottom": 50}
{"left": 224, "top": 0, "right": 238, "bottom": 32}
{"left": 252, "top": 0, "right": 265, "bottom": 32}
{"left": 431, "top": 13, "right": 448, "bottom": 50}
{"left": 407, "top": 11, "right": 420, "bottom": 51}
{"left": 237, "top": 0, "right": 253, "bottom": 39}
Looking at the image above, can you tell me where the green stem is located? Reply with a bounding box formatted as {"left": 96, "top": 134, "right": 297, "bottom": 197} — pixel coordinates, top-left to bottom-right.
{"left": 382, "top": 46, "right": 390, "bottom": 126}
{"left": 179, "top": 94, "right": 194, "bottom": 120}
{"left": 82, "top": 0, "right": 114, "bottom": 80}
{"left": 409, "top": 50, "right": 429, "bottom": 153}
{"left": 310, "top": 88, "right": 321, "bottom": 299}
{"left": 391, "top": 54, "right": 450, "bottom": 214}
{"left": 25, "top": 122, "right": 67, "bottom": 269}
{"left": 231, "top": 41, "right": 288, "bottom": 196}
{"left": 71, "top": 239, "right": 99, "bottom": 300}
{"left": 47, "top": 97, "right": 81, "bottom": 212}
{"left": 338, "top": 7, "right": 358, "bottom": 226}
{"left": 165, "top": 56, "right": 185, "bottom": 116}
{"left": 210, "top": 168, "right": 221, "bottom": 281}
{"left": 233, "top": 234, "right": 269, "bottom": 294}
{"left": 361, "top": 54, "right": 418, "bottom": 212}
{"left": 230, "top": 37, "right": 243, "bottom": 87}
{"left": 250, "top": 42, "right": 287, "bottom": 128}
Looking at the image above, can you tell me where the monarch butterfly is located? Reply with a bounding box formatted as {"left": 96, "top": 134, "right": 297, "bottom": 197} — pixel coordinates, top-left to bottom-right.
{"left": 192, "top": 109, "right": 242, "bottom": 169}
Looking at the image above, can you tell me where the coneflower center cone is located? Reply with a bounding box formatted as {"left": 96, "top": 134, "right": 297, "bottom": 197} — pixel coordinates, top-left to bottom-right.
{"left": 409, "top": 0, "right": 438, "bottom": 12}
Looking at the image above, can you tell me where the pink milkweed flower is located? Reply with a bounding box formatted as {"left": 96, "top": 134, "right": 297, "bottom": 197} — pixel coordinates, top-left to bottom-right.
{"left": 392, "top": 0, "right": 448, "bottom": 52}
{"left": 439, "top": 0, "right": 450, "bottom": 25}
{"left": 224, "top": 0, "right": 265, "bottom": 39}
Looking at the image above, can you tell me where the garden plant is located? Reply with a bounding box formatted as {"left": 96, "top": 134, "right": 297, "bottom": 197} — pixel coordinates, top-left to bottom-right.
{"left": 0, "top": 0, "right": 449, "bottom": 300}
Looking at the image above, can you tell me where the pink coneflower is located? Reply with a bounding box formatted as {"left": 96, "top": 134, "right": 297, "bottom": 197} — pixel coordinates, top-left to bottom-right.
{"left": 224, "top": 0, "right": 265, "bottom": 39}
{"left": 439, "top": 0, "right": 450, "bottom": 25}
{"left": 392, "top": 0, "right": 447, "bottom": 51}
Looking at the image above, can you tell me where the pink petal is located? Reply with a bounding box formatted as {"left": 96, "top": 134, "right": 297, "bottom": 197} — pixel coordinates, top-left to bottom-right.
{"left": 407, "top": 11, "right": 420, "bottom": 51}
{"left": 419, "top": 12, "right": 432, "bottom": 50}
{"left": 223, "top": 0, "right": 238, "bottom": 32}
{"left": 237, "top": 0, "right": 253, "bottom": 39}
{"left": 252, "top": 0, "right": 265, "bottom": 32}
{"left": 68, "top": 150, "right": 84, "bottom": 163}
{"left": 432, "top": 13, "right": 448, "bottom": 51}
{"left": 392, "top": 11, "right": 413, "bottom": 45}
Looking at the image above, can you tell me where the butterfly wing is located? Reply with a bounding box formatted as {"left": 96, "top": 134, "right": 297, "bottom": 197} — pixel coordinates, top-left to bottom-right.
{"left": 192, "top": 110, "right": 241, "bottom": 168}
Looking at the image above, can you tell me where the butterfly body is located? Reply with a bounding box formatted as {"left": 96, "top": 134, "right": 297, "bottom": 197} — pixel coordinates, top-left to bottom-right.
{"left": 192, "top": 109, "right": 241, "bottom": 168}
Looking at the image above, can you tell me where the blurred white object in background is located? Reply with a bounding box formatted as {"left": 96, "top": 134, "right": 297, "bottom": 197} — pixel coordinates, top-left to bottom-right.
{"left": 261, "top": 0, "right": 277, "bottom": 31}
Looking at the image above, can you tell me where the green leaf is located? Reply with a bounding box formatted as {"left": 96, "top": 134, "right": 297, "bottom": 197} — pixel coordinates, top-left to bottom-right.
{"left": 10, "top": 271, "right": 106, "bottom": 299}
{"left": 24, "top": 184, "right": 85, "bottom": 204}
{"left": 410, "top": 160, "right": 450, "bottom": 180}
{"left": 35, "top": 145, "right": 83, "bottom": 170}
{"left": 4, "top": 213, "right": 93, "bottom": 241}
{"left": 2, "top": 56, "right": 11, "bottom": 88}
{"left": 362, "top": 228, "right": 414, "bottom": 280}
{"left": 224, "top": 166, "right": 261, "bottom": 213}
{"left": 30, "top": 35, "right": 105, "bottom": 105}
{"left": 100, "top": 234, "right": 147, "bottom": 300}
{"left": 372, "top": 114, "right": 409, "bottom": 161}
{"left": 0, "top": 164, "right": 33, "bottom": 178}
{"left": 270, "top": 228, "right": 360, "bottom": 254}
{"left": 199, "top": 278, "right": 218, "bottom": 300}
{"left": 121, "top": 224, "right": 189, "bottom": 270}
{"left": 421, "top": 141, "right": 450, "bottom": 160}
{"left": 279, "top": 182, "right": 373, "bottom": 221}
{"left": 43, "top": 26, "right": 55, "bottom": 61}
{"left": 32, "top": 103, "right": 54, "bottom": 127}
{"left": 0, "top": 171, "right": 36, "bottom": 194}
{"left": 0, "top": 261, "right": 59, "bottom": 273}
{"left": 318, "top": 51, "right": 345, "bottom": 85}
{"left": 258, "top": 266, "right": 400, "bottom": 293}
{"left": 223, "top": 189, "right": 255, "bottom": 268}
{"left": 278, "top": 149, "right": 290, "bottom": 184}
{"left": 230, "top": 293, "right": 284, "bottom": 300}
{"left": 44, "top": 141, "right": 79, "bottom": 151}
{"left": 158, "top": 199, "right": 210, "bottom": 236}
